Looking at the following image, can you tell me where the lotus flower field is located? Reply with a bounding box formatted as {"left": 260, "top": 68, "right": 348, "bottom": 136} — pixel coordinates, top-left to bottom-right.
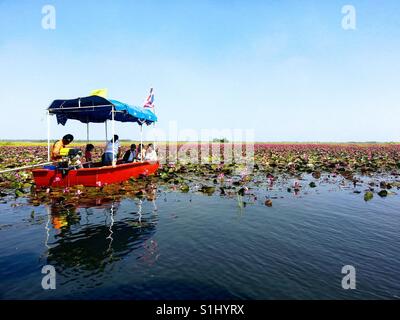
{"left": 1, "top": 143, "right": 400, "bottom": 206}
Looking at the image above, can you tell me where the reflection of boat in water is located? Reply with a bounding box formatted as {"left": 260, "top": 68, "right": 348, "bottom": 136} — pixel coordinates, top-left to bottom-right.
{"left": 42, "top": 183, "right": 159, "bottom": 271}
{"left": 47, "top": 209, "right": 157, "bottom": 271}
{"left": 32, "top": 95, "right": 159, "bottom": 187}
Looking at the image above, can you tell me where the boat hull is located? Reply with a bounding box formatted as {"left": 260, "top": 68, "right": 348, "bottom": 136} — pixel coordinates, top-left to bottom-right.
{"left": 32, "top": 161, "right": 159, "bottom": 187}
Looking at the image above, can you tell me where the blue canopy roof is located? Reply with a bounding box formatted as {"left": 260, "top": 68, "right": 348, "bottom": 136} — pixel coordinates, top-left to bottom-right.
{"left": 48, "top": 96, "right": 157, "bottom": 126}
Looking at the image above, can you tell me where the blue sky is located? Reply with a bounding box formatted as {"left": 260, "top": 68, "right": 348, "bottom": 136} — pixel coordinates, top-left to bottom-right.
{"left": 0, "top": 0, "right": 399, "bottom": 141}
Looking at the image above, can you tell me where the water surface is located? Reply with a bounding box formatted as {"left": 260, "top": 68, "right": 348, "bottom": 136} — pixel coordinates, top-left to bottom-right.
{"left": 1, "top": 174, "right": 400, "bottom": 299}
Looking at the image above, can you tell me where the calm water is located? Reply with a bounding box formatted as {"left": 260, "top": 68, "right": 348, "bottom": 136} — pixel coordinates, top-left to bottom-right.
{"left": 1, "top": 174, "right": 400, "bottom": 300}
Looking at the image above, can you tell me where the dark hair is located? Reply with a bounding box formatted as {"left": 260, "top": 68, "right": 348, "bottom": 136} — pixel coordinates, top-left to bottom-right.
{"left": 86, "top": 144, "right": 94, "bottom": 152}
{"left": 147, "top": 143, "right": 153, "bottom": 148}
{"left": 138, "top": 143, "right": 144, "bottom": 151}
{"left": 111, "top": 135, "right": 119, "bottom": 142}
{"left": 63, "top": 134, "right": 74, "bottom": 143}
{"left": 130, "top": 144, "right": 137, "bottom": 150}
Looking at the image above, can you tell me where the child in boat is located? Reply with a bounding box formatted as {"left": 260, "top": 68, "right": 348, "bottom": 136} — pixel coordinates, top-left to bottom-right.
{"left": 85, "top": 144, "right": 95, "bottom": 163}
{"left": 144, "top": 143, "right": 158, "bottom": 161}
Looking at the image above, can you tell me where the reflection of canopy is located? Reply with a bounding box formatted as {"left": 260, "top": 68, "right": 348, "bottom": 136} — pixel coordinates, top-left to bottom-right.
{"left": 48, "top": 95, "right": 157, "bottom": 126}
{"left": 47, "top": 218, "right": 157, "bottom": 270}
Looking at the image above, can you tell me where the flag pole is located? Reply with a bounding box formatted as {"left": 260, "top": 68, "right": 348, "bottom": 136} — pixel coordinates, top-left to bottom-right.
{"left": 153, "top": 104, "right": 156, "bottom": 150}
{"left": 140, "top": 123, "right": 143, "bottom": 162}
{"left": 112, "top": 107, "right": 115, "bottom": 167}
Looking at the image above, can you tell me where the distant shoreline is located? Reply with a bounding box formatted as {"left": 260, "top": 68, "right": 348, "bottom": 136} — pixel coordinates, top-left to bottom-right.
{"left": 0, "top": 140, "right": 399, "bottom": 147}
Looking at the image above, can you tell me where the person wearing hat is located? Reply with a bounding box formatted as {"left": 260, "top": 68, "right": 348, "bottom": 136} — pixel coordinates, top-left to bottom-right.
{"left": 51, "top": 134, "right": 74, "bottom": 161}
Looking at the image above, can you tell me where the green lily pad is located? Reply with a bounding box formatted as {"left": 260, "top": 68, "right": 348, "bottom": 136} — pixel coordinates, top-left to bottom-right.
{"left": 15, "top": 189, "right": 25, "bottom": 198}
{"left": 180, "top": 184, "right": 189, "bottom": 193}
{"left": 200, "top": 186, "right": 215, "bottom": 195}
{"left": 378, "top": 190, "right": 388, "bottom": 197}
{"left": 364, "top": 191, "right": 374, "bottom": 202}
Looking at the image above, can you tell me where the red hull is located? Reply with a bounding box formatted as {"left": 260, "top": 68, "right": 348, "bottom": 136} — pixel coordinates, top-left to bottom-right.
{"left": 32, "top": 161, "right": 159, "bottom": 187}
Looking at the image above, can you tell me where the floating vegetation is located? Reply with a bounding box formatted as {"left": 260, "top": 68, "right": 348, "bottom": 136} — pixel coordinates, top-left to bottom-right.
{"left": 378, "top": 190, "right": 388, "bottom": 197}
{"left": 0, "top": 144, "right": 400, "bottom": 206}
{"left": 364, "top": 191, "right": 374, "bottom": 202}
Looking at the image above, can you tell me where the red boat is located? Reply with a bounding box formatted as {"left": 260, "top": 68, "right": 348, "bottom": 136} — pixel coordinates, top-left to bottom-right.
{"left": 32, "top": 93, "right": 159, "bottom": 188}
{"left": 32, "top": 161, "right": 159, "bottom": 188}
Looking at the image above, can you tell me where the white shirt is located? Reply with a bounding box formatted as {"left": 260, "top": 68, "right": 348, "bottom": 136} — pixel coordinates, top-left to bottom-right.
{"left": 105, "top": 140, "right": 120, "bottom": 155}
{"left": 145, "top": 150, "right": 157, "bottom": 161}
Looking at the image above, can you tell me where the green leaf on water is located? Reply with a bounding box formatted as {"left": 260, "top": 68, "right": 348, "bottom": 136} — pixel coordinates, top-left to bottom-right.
{"left": 200, "top": 186, "right": 215, "bottom": 195}
{"left": 378, "top": 190, "right": 388, "bottom": 197}
{"left": 180, "top": 184, "right": 189, "bottom": 193}
{"left": 160, "top": 172, "right": 169, "bottom": 180}
{"left": 364, "top": 191, "right": 374, "bottom": 202}
{"left": 15, "top": 189, "right": 24, "bottom": 198}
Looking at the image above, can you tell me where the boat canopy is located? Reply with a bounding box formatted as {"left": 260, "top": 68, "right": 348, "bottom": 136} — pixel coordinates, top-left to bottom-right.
{"left": 48, "top": 95, "right": 157, "bottom": 126}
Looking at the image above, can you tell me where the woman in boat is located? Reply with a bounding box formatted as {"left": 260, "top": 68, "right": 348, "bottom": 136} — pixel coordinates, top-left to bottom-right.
{"left": 136, "top": 143, "right": 146, "bottom": 161}
{"left": 122, "top": 144, "right": 137, "bottom": 163}
{"left": 102, "top": 135, "right": 120, "bottom": 166}
{"left": 144, "top": 143, "right": 158, "bottom": 161}
{"left": 51, "top": 134, "right": 74, "bottom": 161}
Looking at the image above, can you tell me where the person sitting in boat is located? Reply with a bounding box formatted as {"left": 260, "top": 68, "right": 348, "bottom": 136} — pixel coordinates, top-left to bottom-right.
{"left": 136, "top": 143, "right": 146, "bottom": 161}
{"left": 51, "top": 134, "right": 74, "bottom": 161}
{"left": 122, "top": 144, "right": 137, "bottom": 163}
{"left": 144, "top": 143, "right": 158, "bottom": 161}
{"left": 85, "top": 144, "right": 95, "bottom": 163}
{"left": 102, "top": 135, "right": 120, "bottom": 166}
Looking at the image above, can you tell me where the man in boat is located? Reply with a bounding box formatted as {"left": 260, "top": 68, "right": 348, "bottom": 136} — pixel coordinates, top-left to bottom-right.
{"left": 144, "top": 143, "right": 158, "bottom": 161}
{"left": 102, "top": 135, "right": 120, "bottom": 166}
{"left": 122, "top": 144, "right": 137, "bottom": 163}
{"left": 51, "top": 134, "right": 74, "bottom": 161}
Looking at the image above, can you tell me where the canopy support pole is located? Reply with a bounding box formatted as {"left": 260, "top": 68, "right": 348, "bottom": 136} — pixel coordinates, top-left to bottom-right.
{"left": 86, "top": 123, "right": 90, "bottom": 144}
{"left": 153, "top": 123, "right": 156, "bottom": 149}
{"left": 112, "top": 107, "right": 115, "bottom": 166}
{"left": 47, "top": 111, "right": 50, "bottom": 162}
{"left": 140, "top": 123, "right": 143, "bottom": 162}
{"left": 105, "top": 121, "right": 108, "bottom": 142}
